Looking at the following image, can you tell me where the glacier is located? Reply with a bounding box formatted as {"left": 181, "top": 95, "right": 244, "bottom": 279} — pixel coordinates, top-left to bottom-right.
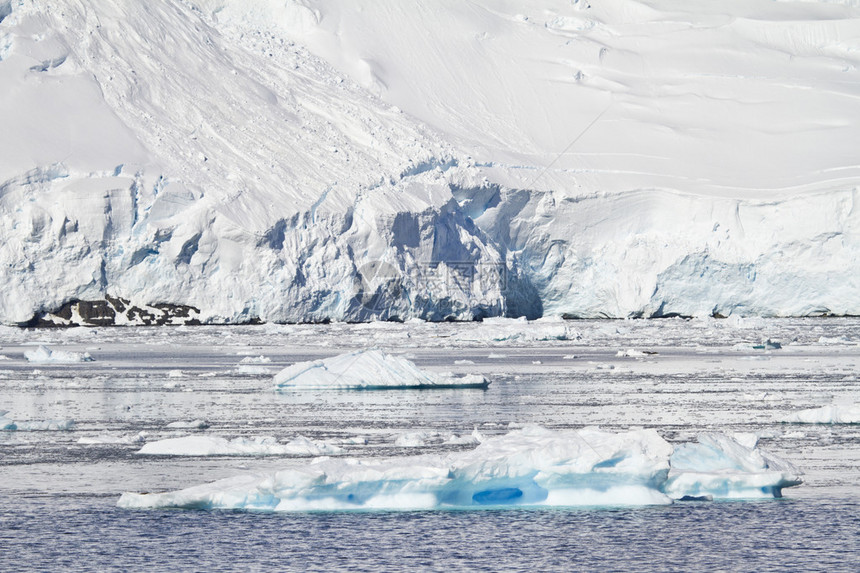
{"left": 1, "top": 0, "right": 859, "bottom": 324}
{"left": 273, "top": 349, "right": 489, "bottom": 390}
{"left": 117, "top": 426, "right": 802, "bottom": 512}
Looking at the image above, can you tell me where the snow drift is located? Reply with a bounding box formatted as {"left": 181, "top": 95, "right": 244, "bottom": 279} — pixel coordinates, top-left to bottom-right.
{"left": 273, "top": 349, "right": 489, "bottom": 390}
{"left": 1, "top": 1, "right": 859, "bottom": 324}
{"left": 117, "top": 426, "right": 802, "bottom": 512}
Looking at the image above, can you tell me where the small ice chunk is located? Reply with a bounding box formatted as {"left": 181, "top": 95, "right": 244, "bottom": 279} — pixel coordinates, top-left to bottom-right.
{"left": 136, "top": 435, "right": 343, "bottom": 456}
{"left": 78, "top": 431, "right": 148, "bottom": 445}
{"left": 235, "top": 365, "right": 272, "bottom": 375}
{"left": 24, "top": 345, "right": 93, "bottom": 363}
{"left": 616, "top": 349, "right": 647, "bottom": 358}
{"left": 239, "top": 355, "right": 271, "bottom": 364}
{"left": 0, "top": 410, "right": 16, "bottom": 430}
{"left": 1, "top": 412, "right": 75, "bottom": 431}
{"left": 395, "top": 431, "right": 437, "bottom": 447}
{"left": 784, "top": 403, "right": 860, "bottom": 424}
{"left": 274, "top": 349, "right": 489, "bottom": 390}
{"left": 166, "top": 419, "right": 210, "bottom": 430}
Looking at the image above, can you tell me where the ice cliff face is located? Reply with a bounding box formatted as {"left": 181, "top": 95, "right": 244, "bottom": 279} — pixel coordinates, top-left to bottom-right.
{"left": 1, "top": 0, "right": 858, "bottom": 324}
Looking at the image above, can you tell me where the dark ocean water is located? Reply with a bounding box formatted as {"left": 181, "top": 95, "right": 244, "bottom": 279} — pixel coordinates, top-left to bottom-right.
{"left": 1, "top": 320, "right": 859, "bottom": 571}
{"left": 2, "top": 495, "right": 859, "bottom": 572}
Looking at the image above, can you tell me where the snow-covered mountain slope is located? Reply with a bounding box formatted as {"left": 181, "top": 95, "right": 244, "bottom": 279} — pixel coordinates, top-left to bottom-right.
{"left": 1, "top": 0, "right": 858, "bottom": 324}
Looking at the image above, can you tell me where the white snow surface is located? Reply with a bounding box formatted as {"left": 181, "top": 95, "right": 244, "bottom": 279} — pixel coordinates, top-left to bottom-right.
{"left": 137, "top": 435, "right": 343, "bottom": 456}
{"left": 273, "top": 349, "right": 489, "bottom": 390}
{"left": 2, "top": 1, "right": 859, "bottom": 322}
{"left": 118, "top": 425, "right": 801, "bottom": 511}
{"left": 23, "top": 345, "right": 93, "bottom": 363}
{"left": 785, "top": 403, "right": 860, "bottom": 424}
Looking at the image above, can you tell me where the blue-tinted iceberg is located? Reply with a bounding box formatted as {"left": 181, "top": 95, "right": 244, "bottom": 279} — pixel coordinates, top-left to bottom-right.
{"left": 664, "top": 433, "right": 801, "bottom": 500}
{"left": 274, "top": 349, "right": 489, "bottom": 390}
{"left": 118, "top": 426, "right": 801, "bottom": 512}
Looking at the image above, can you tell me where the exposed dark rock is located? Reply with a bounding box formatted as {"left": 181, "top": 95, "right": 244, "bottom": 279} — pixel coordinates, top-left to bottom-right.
{"left": 28, "top": 298, "right": 203, "bottom": 327}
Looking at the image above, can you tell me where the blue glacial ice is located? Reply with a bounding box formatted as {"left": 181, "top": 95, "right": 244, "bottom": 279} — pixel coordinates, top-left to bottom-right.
{"left": 274, "top": 349, "right": 489, "bottom": 390}
{"left": 117, "top": 426, "right": 802, "bottom": 512}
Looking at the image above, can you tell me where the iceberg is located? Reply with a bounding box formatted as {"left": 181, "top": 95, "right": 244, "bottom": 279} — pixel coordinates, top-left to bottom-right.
{"left": 784, "top": 404, "right": 860, "bottom": 424}
{"left": 273, "top": 350, "right": 489, "bottom": 390}
{"left": 23, "top": 345, "right": 94, "bottom": 363}
{"left": 664, "top": 433, "right": 801, "bottom": 500}
{"left": 136, "top": 435, "right": 343, "bottom": 457}
{"left": 118, "top": 426, "right": 801, "bottom": 512}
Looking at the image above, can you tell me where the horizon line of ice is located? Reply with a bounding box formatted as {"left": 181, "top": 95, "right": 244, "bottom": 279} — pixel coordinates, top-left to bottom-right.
{"left": 273, "top": 349, "right": 489, "bottom": 390}
{"left": 117, "top": 426, "right": 802, "bottom": 512}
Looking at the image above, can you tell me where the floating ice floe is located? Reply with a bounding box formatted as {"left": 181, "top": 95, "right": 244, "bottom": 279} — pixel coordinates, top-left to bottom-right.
{"left": 136, "top": 435, "right": 344, "bottom": 456}
{"left": 166, "top": 419, "right": 210, "bottom": 430}
{"left": 78, "top": 432, "right": 148, "bottom": 445}
{"left": 118, "top": 426, "right": 801, "bottom": 512}
{"left": 784, "top": 404, "right": 860, "bottom": 424}
{"left": 23, "top": 345, "right": 93, "bottom": 363}
{"left": 273, "top": 349, "right": 489, "bottom": 390}
{"left": 0, "top": 411, "right": 75, "bottom": 431}
{"left": 616, "top": 349, "right": 650, "bottom": 358}
{"left": 394, "top": 429, "right": 482, "bottom": 447}
{"left": 239, "top": 356, "right": 272, "bottom": 364}
{"left": 452, "top": 317, "right": 581, "bottom": 343}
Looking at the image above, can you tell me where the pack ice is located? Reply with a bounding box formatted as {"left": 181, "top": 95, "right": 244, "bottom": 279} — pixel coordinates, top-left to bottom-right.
{"left": 273, "top": 349, "right": 489, "bottom": 390}
{"left": 118, "top": 426, "right": 802, "bottom": 512}
{"left": 2, "top": 1, "right": 859, "bottom": 324}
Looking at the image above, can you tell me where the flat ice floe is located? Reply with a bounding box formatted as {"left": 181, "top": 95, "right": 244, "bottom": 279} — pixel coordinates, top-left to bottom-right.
{"left": 1, "top": 411, "right": 75, "bottom": 431}
{"left": 273, "top": 349, "right": 489, "bottom": 390}
{"left": 785, "top": 404, "right": 860, "bottom": 424}
{"left": 136, "top": 435, "right": 343, "bottom": 456}
{"left": 118, "top": 426, "right": 801, "bottom": 512}
{"left": 23, "top": 345, "right": 93, "bottom": 363}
